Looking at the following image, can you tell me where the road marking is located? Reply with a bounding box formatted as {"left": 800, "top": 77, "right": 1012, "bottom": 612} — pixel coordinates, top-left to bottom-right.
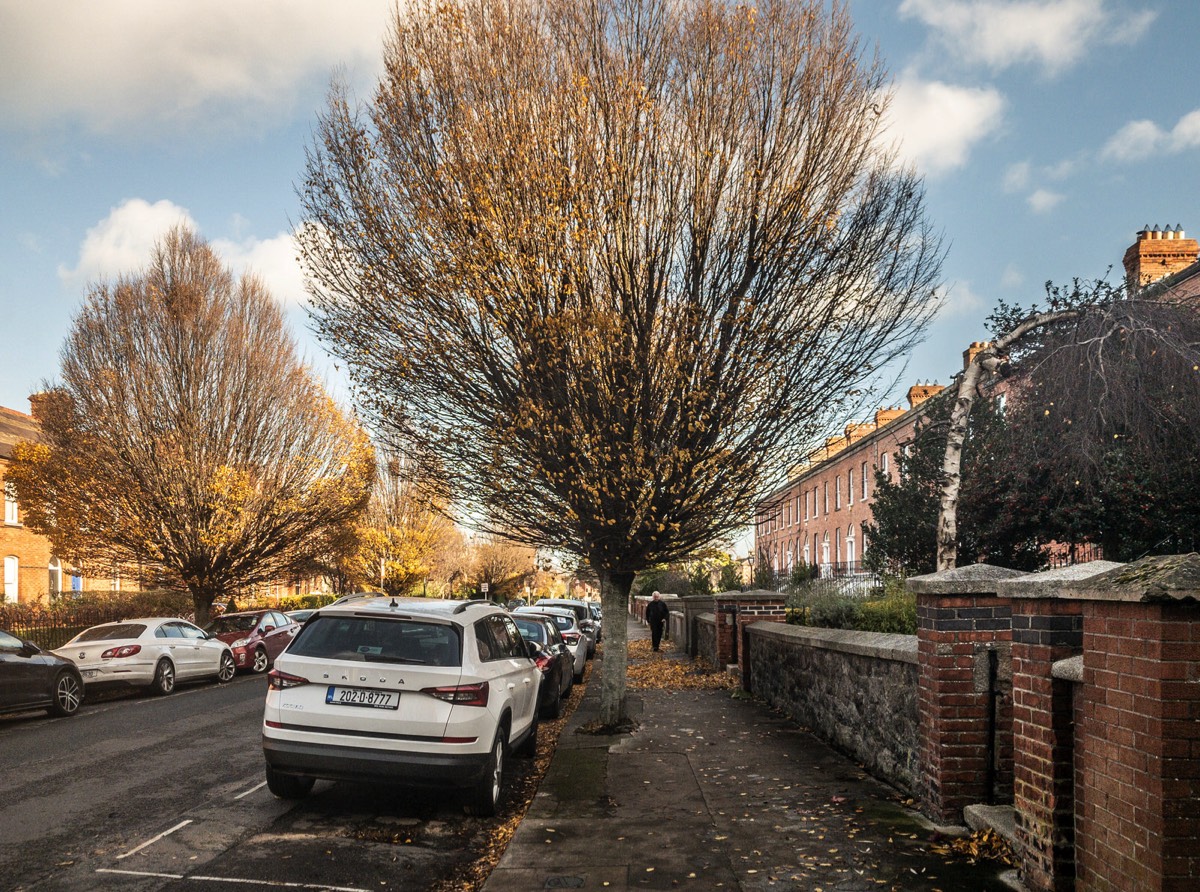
{"left": 97, "top": 868, "right": 370, "bottom": 890}
{"left": 234, "top": 780, "right": 267, "bottom": 799}
{"left": 115, "top": 819, "right": 192, "bottom": 859}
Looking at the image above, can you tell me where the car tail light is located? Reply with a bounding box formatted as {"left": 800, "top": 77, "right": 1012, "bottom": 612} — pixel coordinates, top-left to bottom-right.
{"left": 101, "top": 645, "right": 141, "bottom": 659}
{"left": 267, "top": 669, "right": 310, "bottom": 690}
{"left": 561, "top": 632, "right": 580, "bottom": 644}
{"left": 535, "top": 654, "right": 554, "bottom": 672}
{"left": 421, "top": 681, "right": 489, "bottom": 707}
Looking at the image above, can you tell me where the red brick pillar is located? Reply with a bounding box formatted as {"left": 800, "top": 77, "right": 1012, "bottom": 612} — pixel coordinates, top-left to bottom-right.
{"left": 1064, "top": 555, "right": 1200, "bottom": 892}
{"left": 910, "top": 564, "right": 1025, "bottom": 823}
{"left": 1002, "top": 564, "right": 1115, "bottom": 891}
{"left": 712, "top": 591, "right": 787, "bottom": 673}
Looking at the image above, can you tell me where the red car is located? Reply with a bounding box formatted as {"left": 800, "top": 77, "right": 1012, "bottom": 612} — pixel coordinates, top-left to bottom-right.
{"left": 203, "top": 610, "right": 298, "bottom": 674}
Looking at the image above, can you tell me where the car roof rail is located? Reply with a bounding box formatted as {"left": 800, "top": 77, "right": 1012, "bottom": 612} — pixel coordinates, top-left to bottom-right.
{"left": 453, "top": 599, "right": 494, "bottom": 614}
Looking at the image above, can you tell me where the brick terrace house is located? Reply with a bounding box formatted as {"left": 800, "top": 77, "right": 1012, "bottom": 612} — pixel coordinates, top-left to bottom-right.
{"left": 755, "top": 224, "right": 1200, "bottom": 582}
{"left": 1, "top": 403, "right": 63, "bottom": 602}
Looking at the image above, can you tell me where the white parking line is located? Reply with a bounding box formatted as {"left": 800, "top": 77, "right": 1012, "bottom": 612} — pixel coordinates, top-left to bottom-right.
{"left": 96, "top": 868, "right": 370, "bottom": 890}
{"left": 234, "top": 780, "right": 267, "bottom": 799}
{"left": 115, "top": 819, "right": 192, "bottom": 859}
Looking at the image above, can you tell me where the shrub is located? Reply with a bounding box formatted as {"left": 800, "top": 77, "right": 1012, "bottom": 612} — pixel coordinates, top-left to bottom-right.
{"left": 785, "top": 575, "right": 916, "bottom": 635}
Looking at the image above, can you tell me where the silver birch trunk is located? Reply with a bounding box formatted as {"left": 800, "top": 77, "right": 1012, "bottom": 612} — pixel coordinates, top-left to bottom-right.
{"left": 597, "top": 571, "right": 633, "bottom": 726}
{"left": 936, "top": 310, "right": 1081, "bottom": 571}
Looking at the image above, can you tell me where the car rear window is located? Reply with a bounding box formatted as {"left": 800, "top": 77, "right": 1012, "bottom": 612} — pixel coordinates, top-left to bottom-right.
{"left": 513, "top": 617, "right": 547, "bottom": 644}
{"left": 75, "top": 623, "right": 147, "bottom": 642}
{"left": 287, "top": 615, "right": 461, "bottom": 666}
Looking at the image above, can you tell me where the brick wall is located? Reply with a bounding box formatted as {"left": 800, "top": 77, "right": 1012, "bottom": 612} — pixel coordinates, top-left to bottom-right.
{"left": 1074, "top": 599, "right": 1200, "bottom": 892}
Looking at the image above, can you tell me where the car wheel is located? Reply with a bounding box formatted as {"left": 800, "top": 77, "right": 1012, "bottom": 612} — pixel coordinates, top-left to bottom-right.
{"left": 516, "top": 711, "right": 539, "bottom": 757}
{"left": 251, "top": 647, "right": 269, "bottom": 674}
{"left": 465, "top": 729, "right": 505, "bottom": 816}
{"left": 265, "top": 765, "right": 314, "bottom": 800}
{"left": 151, "top": 659, "right": 175, "bottom": 695}
{"left": 540, "top": 681, "right": 563, "bottom": 719}
{"left": 49, "top": 671, "right": 83, "bottom": 717}
{"left": 217, "top": 651, "right": 236, "bottom": 683}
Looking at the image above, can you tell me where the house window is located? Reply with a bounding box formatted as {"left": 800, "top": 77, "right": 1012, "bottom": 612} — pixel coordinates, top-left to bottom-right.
{"left": 3, "top": 483, "right": 17, "bottom": 525}
{"left": 861, "top": 462, "right": 868, "bottom": 500}
{"left": 861, "top": 522, "right": 869, "bottom": 557}
{"left": 822, "top": 481, "right": 828, "bottom": 515}
{"left": 795, "top": 494, "right": 801, "bottom": 523}
{"left": 3, "top": 555, "right": 18, "bottom": 603}
{"left": 803, "top": 540, "right": 810, "bottom": 564}
{"left": 848, "top": 468, "right": 854, "bottom": 505}
{"left": 881, "top": 452, "right": 890, "bottom": 477}
{"left": 821, "top": 533, "right": 830, "bottom": 565}
{"left": 835, "top": 475, "right": 842, "bottom": 510}
{"left": 48, "top": 558, "right": 62, "bottom": 597}
{"left": 997, "top": 392, "right": 1007, "bottom": 414}
{"left": 846, "top": 526, "right": 856, "bottom": 566}
{"left": 804, "top": 490, "right": 809, "bottom": 520}
{"left": 835, "top": 527, "right": 842, "bottom": 562}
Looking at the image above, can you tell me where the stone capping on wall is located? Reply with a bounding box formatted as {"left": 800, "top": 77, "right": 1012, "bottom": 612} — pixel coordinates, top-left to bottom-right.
{"left": 1050, "top": 655, "right": 1082, "bottom": 682}
{"left": 1054, "top": 552, "right": 1200, "bottom": 601}
{"left": 750, "top": 620, "right": 917, "bottom": 665}
{"left": 994, "top": 560, "right": 1124, "bottom": 599}
{"left": 906, "top": 562, "right": 1027, "bottom": 595}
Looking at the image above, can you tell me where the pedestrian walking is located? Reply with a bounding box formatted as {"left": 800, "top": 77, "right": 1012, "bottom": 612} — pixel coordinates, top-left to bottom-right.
{"left": 645, "top": 591, "right": 670, "bottom": 652}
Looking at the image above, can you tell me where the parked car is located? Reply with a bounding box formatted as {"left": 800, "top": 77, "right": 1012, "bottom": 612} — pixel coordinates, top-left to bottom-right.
{"left": 1, "top": 628, "right": 84, "bottom": 718}
{"left": 512, "top": 614, "right": 573, "bottom": 718}
{"left": 534, "top": 598, "right": 599, "bottom": 654}
{"left": 204, "top": 609, "right": 298, "bottom": 674}
{"left": 515, "top": 606, "right": 587, "bottom": 682}
{"left": 261, "top": 597, "right": 541, "bottom": 816}
{"left": 55, "top": 618, "right": 235, "bottom": 695}
{"left": 286, "top": 608, "right": 317, "bottom": 624}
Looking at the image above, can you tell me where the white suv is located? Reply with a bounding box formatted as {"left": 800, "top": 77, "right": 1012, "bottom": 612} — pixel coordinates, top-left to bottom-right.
{"left": 261, "top": 597, "right": 541, "bottom": 815}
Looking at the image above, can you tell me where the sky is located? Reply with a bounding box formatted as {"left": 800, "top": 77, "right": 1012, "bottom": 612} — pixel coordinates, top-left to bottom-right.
{"left": 2, "top": 0, "right": 1198, "bottom": 421}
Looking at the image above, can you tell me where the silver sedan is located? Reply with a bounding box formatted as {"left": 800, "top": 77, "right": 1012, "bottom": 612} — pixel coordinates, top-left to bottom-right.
{"left": 55, "top": 617, "right": 235, "bottom": 695}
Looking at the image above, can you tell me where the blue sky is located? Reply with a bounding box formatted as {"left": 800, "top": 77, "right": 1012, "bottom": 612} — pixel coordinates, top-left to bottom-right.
{"left": 2, "top": 0, "right": 1198, "bottom": 418}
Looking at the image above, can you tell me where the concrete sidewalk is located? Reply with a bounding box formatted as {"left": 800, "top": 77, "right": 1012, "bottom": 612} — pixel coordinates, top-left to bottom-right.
{"left": 484, "top": 616, "right": 1021, "bottom": 891}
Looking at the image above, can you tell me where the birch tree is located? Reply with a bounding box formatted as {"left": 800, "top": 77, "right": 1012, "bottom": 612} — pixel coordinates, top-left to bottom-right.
{"left": 299, "top": 0, "right": 942, "bottom": 724}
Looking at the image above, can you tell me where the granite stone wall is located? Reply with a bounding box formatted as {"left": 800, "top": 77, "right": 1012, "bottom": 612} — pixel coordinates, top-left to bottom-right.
{"left": 746, "top": 622, "right": 920, "bottom": 796}
{"left": 694, "top": 613, "right": 717, "bottom": 669}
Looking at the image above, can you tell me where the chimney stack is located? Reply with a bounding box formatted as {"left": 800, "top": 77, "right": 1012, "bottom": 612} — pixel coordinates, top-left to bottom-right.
{"left": 1123, "top": 224, "right": 1198, "bottom": 289}
{"left": 963, "top": 341, "right": 991, "bottom": 370}
{"left": 906, "top": 381, "right": 944, "bottom": 409}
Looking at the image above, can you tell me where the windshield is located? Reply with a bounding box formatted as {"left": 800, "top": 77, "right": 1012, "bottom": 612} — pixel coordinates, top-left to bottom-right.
{"left": 287, "top": 615, "right": 461, "bottom": 666}
{"left": 206, "top": 614, "right": 259, "bottom": 634}
{"left": 513, "top": 618, "right": 547, "bottom": 643}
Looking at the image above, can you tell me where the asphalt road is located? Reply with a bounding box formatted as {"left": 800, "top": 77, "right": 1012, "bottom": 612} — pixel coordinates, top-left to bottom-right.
{"left": 0, "top": 674, "right": 491, "bottom": 892}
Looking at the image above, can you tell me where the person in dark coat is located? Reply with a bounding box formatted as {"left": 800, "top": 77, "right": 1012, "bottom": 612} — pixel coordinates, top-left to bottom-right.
{"left": 645, "top": 591, "right": 670, "bottom": 652}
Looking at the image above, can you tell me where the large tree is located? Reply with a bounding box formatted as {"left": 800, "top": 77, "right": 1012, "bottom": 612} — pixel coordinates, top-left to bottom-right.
{"left": 299, "top": 0, "right": 942, "bottom": 723}
{"left": 8, "top": 227, "right": 374, "bottom": 623}
{"left": 936, "top": 277, "right": 1200, "bottom": 569}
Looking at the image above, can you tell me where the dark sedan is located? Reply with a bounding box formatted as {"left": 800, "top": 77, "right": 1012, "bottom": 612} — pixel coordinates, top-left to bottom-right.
{"left": 513, "top": 614, "right": 573, "bottom": 718}
{"left": 0, "top": 628, "right": 84, "bottom": 717}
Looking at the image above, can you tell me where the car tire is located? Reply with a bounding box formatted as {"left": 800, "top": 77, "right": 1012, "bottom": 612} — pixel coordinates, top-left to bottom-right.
{"left": 251, "top": 646, "right": 269, "bottom": 674}
{"left": 49, "top": 670, "right": 83, "bottom": 717}
{"left": 516, "top": 711, "right": 539, "bottom": 758}
{"left": 540, "top": 680, "right": 563, "bottom": 719}
{"left": 265, "top": 765, "right": 314, "bottom": 799}
{"left": 217, "top": 651, "right": 236, "bottom": 683}
{"left": 151, "top": 659, "right": 175, "bottom": 695}
{"left": 465, "top": 729, "right": 505, "bottom": 816}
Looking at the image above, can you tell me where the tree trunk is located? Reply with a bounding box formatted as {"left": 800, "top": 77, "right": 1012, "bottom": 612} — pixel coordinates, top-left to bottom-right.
{"left": 190, "top": 587, "right": 221, "bottom": 627}
{"left": 597, "top": 569, "right": 635, "bottom": 727}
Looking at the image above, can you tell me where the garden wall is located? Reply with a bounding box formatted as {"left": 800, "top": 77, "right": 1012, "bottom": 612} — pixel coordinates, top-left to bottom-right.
{"left": 745, "top": 622, "right": 920, "bottom": 797}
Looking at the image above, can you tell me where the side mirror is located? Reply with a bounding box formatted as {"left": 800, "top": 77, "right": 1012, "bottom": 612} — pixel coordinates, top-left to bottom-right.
{"left": 525, "top": 639, "right": 540, "bottom": 659}
{"left": 262, "top": 625, "right": 275, "bottom": 634}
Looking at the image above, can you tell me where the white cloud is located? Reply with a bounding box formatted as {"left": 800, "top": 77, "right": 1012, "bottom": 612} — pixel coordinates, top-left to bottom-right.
{"left": 0, "top": 1, "right": 391, "bottom": 138}
{"left": 1027, "top": 189, "right": 1064, "bottom": 213}
{"left": 60, "top": 199, "right": 306, "bottom": 306}
{"left": 939, "top": 280, "right": 989, "bottom": 319}
{"left": 1003, "top": 161, "right": 1031, "bottom": 193}
{"left": 1001, "top": 265, "right": 1024, "bottom": 288}
{"left": 1101, "top": 108, "right": 1200, "bottom": 162}
{"left": 884, "top": 72, "right": 1005, "bottom": 175}
{"left": 899, "top": 0, "right": 1156, "bottom": 76}
{"left": 58, "top": 199, "right": 196, "bottom": 287}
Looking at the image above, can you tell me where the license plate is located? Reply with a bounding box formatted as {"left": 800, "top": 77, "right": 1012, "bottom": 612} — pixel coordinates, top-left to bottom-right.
{"left": 325, "top": 686, "right": 398, "bottom": 709}
{"left": 81, "top": 669, "right": 98, "bottom": 679}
